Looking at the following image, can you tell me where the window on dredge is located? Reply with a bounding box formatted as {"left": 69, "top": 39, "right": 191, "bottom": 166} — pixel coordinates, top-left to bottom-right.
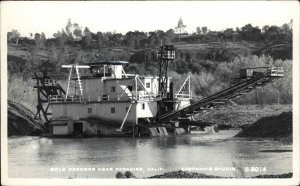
{"left": 146, "top": 82, "right": 151, "bottom": 88}
{"left": 111, "top": 86, "right": 116, "bottom": 93}
{"left": 111, "top": 107, "right": 116, "bottom": 114}
{"left": 142, "top": 103, "right": 145, "bottom": 110}
{"left": 88, "top": 107, "right": 93, "bottom": 114}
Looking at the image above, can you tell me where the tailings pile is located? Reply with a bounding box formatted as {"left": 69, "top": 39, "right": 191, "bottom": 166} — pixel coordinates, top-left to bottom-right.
{"left": 235, "top": 111, "right": 292, "bottom": 139}
{"left": 148, "top": 170, "right": 222, "bottom": 178}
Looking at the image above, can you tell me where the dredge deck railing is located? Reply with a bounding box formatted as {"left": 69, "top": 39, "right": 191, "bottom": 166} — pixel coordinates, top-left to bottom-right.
{"left": 154, "top": 67, "right": 284, "bottom": 125}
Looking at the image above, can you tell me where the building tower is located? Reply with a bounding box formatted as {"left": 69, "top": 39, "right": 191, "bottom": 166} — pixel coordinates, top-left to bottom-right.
{"left": 156, "top": 45, "right": 176, "bottom": 116}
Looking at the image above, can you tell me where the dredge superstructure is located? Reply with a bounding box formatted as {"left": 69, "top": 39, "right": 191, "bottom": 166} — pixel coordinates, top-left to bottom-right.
{"left": 33, "top": 45, "right": 284, "bottom": 137}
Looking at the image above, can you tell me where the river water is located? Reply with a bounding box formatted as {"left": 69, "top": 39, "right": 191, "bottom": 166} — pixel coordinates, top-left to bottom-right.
{"left": 7, "top": 130, "right": 292, "bottom": 178}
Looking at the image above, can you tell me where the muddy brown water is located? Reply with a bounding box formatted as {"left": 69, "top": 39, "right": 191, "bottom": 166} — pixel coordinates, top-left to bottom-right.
{"left": 7, "top": 130, "right": 292, "bottom": 178}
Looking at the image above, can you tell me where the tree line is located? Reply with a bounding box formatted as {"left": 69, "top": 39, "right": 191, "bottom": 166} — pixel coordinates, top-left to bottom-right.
{"left": 8, "top": 19, "right": 292, "bottom": 50}
{"left": 7, "top": 19, "right": 292, "bottom": 77}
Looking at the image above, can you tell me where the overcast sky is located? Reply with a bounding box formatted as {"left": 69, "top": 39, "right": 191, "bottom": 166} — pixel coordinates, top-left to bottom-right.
{"left": 2, "top": 1, "right": 298, "bottom": 38}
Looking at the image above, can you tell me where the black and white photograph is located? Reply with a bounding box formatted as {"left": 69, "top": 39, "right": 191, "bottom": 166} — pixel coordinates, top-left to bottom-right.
{"left": 1, "top": 1, "right": 299, "bottom": 185}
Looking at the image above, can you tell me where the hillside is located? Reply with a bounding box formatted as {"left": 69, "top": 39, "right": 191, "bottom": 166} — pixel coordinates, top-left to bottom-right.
{"left": 7, "top": 40, "right": 289, "bottom": 77}
{"left": 7, "top": 21, "right": 293, "bottom": 116}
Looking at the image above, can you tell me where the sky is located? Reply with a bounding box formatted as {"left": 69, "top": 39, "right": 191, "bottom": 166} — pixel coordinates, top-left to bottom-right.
{"left": 1, "top": 1, "right": 298, "bottom": 38}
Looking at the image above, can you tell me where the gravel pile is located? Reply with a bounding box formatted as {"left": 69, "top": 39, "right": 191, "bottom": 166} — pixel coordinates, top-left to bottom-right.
{"left": 193, "top": 105, "right": 292, "bottom": 129}
{"left": 252, "top": 173, "right": 293, "bottom": 178}
{"left": 235, "top": 111, "right": 292, "bottom": 139}
{"left": 148, "top": 170, "right": 223, "bottom": 178}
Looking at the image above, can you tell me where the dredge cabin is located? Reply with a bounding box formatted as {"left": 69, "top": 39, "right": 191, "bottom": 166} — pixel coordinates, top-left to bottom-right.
{"left": 48, "top": 60, "right": 191, "bottom": 137}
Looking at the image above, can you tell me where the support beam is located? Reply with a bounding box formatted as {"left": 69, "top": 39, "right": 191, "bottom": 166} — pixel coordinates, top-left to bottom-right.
{"left": 62, "top": 65, "right": 90, "bottom": 68}
{"left": 118, "top": 78, "right": 135, "bottom": 101}
{"left": 211, "top": 101, "right": 225, "bottom": 105}
{"left": 136, "top": 76, "right": 153, "bottom": 100}
{"left": 116, "top": 104, "right": 132, "bottom": 131}
{"left": 66, "top": 67, "right": 73, "bottom": 98}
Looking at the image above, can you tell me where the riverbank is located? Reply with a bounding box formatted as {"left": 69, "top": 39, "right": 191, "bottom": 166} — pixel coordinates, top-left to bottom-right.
{"left": 146, "top": 170, "right": 293, "bottom": 178}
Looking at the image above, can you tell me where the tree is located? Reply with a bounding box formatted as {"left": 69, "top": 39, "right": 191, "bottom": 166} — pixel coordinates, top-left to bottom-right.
{"left": 7, "top": 30, "right": 20, "bottom": 44}
{"left": 252, "top": 26, "right": 261, "bottom": 41}
{"left": 281, "top": 24, "right": 290, "bottom": 34}
{"left": 41, "top": 32, "right": 46, "bottom": 46}
{"left": 96, "top": 32, "right": 109, "bottom": 49}
{"left": 156, "top": 30, "right": 166, "bottom": 45}
{"left": 281, "top": 23, "right": 292, "bottom": 41}
{"left": 124, "top": 31, "right": 147, "bottom": 49}
{"left": 148, "top": 31, "right": 159, "bottom": 47}
{"left": 109, "top": 33, "right": 123, "bottom": 47}
{"left": 234, "top": 27, "right": 241, "bottom": 41}
{"left": 266, "top": 25, "right": 280, "bottom": 40}
{"left": 241, "top": 24, "right": 253, "bottom": 32}
{"left": 196, "top": 27, "right": 201, "bottom": 34}
{"left": 166, "top": 29, "right": 175, "bottom": 43}
{"left": 262, "top": 25, "right": 270, "bottom": 33}
{"left": 83, "top": 27, "right": 92, "bottom": 47}
{"left": 53, "top": 31, "right": 61, "bottom": 38}
{"left": 53, "top": 29, "right": 68, "bottom": 45}
{"left": 49, "top": 41, "right": 58, "bottom": 65}
{"left": 240, "top": 24, "right": 254, "bottom": 40}
{"left": 34, "top": 33, "right": 42, "bottom": 47}
{"left": 201, "top": 26, "right": 208, "bottom": 35}
{"left": 73, "top": 23, "right": 82, "bottom": 41}
{"left": 124, "top": 31, "right": 135, "bottom": 49}
{"left": 134, "top": 31, "right": 147, "bottom": 48}
{"left": 223, "top": 28, "right": 234, "bottom": 41}
{"left": 65, "top": 18, "right": 74, "bottom": 40}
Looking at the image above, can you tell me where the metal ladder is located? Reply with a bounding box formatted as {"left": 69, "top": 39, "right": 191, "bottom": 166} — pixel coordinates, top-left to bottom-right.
{"left": 75, "top": 65, "right": 83, "bottom": 96}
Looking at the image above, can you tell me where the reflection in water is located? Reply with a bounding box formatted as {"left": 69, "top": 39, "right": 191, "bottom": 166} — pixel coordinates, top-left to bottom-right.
{"left": 8, "top": 130, "right": 292, "bottom": 178}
